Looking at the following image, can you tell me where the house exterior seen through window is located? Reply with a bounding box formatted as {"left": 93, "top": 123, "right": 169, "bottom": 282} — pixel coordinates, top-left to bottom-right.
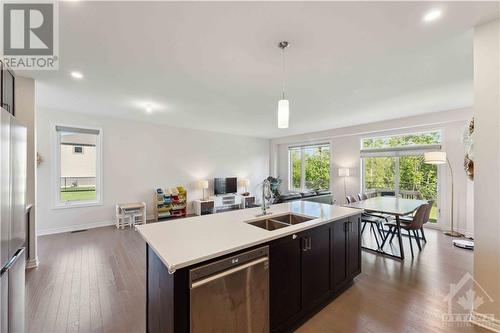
{"left": 55, "top": 125, "right": 102, "bottom": 207}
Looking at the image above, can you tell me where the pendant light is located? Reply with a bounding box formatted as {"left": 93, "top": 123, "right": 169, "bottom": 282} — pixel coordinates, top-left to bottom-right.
{"left": 278, "top": 41, "right": 290, "bottom": 128}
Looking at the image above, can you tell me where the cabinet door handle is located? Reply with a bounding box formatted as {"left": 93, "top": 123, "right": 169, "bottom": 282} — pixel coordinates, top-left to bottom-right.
{"left": 308, "top": 237, "right": 312, "bottom": 250}
{"left": 292, "top": 234, "right": 297, "bottom": 240}
{"left": 302, "top": 237, "right": 307, "bottom": 252}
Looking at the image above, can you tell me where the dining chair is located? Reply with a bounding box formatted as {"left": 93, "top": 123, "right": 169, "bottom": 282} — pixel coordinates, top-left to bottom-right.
{"left": 357, "top": 193, "right": 369, "bottom": 201}
{"left": 347, "top": 194, "right": 385, "bottom": 248}
{"left": 400, "top": 200, "right": 434, "bottom": 243}
{"left": 346, "top": 195, "right": 358, "bottom": 204}
{"left": 382, "top": 203, "right": 430, "bottom": 257}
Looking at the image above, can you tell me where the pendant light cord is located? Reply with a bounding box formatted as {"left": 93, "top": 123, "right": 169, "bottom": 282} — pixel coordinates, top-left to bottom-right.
{"left": 281, "top": 47, "right": 286, "bottom": 100}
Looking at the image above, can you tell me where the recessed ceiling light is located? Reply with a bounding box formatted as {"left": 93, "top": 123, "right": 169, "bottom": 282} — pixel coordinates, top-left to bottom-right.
{"left": 423, "top": 9, "right": 442, "bottom": 22}
{"left": 70, "top": 71, "right": 83, "bottom": 79}
{"left": 145, "top": 104, "right": 153, "bottom": 113}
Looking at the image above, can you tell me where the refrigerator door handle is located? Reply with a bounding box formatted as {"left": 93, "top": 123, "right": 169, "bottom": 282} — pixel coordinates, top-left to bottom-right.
{"left": 0, "top": 248, "right": 24, "bottom": 276}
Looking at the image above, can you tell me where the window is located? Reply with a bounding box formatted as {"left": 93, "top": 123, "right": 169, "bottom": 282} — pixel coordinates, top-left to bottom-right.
{"left": 362, "top": 131, "right": 441, "bottom": 150}
{"left": 55, "top": 125, "right": 102, "bottom": 207}
{"left": 361, "top": 131, "right": 441, "bottom": 222}
{"left": 289, "top": 144, "right": 330, "bottom": 191}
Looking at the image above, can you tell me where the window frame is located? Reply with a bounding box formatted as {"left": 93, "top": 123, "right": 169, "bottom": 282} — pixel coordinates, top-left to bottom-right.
{"left": 52, "top": 124, "right": 103, "bottom": 209}
{"left": 288, "top": 142, "right": 332, "bottom": 192}
{"left": 73, "top": 146, "right": 84, "bottom": 154}
{"left": 360, "top": 130, "right": 442, "bottom": 151}
{"left": 360, "top": 130, "right": 443, "bottom": 225}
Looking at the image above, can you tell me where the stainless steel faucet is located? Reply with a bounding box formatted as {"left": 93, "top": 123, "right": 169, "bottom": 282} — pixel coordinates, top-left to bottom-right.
{"left": 260, "top": 179, "right": 272, "bottom": 216}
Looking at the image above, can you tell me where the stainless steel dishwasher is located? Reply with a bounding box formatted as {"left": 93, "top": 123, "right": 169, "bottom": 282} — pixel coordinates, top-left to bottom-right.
{"left": 189, "top": 246, "right": 269, "bottom": 333}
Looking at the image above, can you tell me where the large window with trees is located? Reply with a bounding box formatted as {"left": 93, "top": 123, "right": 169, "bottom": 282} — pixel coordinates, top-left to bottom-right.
{"left": 361, "top": 131, "right": 441, "bottom": 222}
{"left": 289, "top": 144, "right": 330, "bottom": 191}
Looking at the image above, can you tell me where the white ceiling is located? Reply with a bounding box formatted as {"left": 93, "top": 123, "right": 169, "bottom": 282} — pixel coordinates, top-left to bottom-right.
{"left": 25, "top": 1, "right": 498, "bottom": 138}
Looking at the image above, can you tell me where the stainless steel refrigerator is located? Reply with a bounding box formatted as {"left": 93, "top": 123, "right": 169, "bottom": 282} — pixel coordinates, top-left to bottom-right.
{"left": 0, "top": 108, "right": 27, "bottom": 333}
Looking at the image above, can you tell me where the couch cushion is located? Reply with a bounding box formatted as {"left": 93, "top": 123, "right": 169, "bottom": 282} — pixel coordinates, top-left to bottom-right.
{"left": 316, "top": 190, "right": 332, "bottom": 196}
{"left": 300, "top": 190, "right": 317, "bottom": 198}
{"left": 279, "top": 192, "right": 303, "bottom": 202}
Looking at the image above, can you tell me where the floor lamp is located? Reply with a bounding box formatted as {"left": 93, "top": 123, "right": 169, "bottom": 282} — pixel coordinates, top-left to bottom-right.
{"left": 338, "top": 168, "right": 350, "bottom": 202}
{"left": 424, "top": 152, "right": 463, "bottom": 237}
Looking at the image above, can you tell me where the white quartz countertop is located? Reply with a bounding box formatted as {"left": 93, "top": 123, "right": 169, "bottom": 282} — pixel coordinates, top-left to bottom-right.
{"left": 137, "top": 201, "right": 362, "bottom": 273}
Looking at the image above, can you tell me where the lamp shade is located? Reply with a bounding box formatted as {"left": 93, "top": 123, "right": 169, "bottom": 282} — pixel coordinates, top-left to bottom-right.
{"left": 240, "top": 179, "right": 250, "bottom": 187}
{"left": 424, "top": 151, "right": 447, "bottom": 165}
{"left": 198, "top": 180, "right": 209, "bottom": 189}
{"left": 278, "top": 99, "right": 289, "bottom": 128}
{"left": 338, "top": 168, "right": 350, "bottom": 177}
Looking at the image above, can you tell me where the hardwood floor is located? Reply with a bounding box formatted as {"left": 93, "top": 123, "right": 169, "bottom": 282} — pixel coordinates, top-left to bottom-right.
{"left": 27, "top": 225, "right": 488, "bottom": 333}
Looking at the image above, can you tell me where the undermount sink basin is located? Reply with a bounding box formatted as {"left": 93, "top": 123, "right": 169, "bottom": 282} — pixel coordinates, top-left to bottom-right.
{"left": 246, "top": 213, "right": 314, "bottom": 231}
{"left": 270, "top": 213, "right": 313, "bottom": 225}
{"left": 246, "top": 219, "right": 289, "bottom": 231}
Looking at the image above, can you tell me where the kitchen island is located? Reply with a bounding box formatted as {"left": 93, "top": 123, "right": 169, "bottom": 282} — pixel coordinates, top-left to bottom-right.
{"left": 137, "top": 201, "right": 362, "bottom": 333}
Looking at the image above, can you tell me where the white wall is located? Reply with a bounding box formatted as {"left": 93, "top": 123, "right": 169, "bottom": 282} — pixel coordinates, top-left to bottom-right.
{"left": 473, "top": 19, "right": 500, "bottom": 324}
{"left": 36, "top": 109, "right": 269, "bottom": 235}
{"left": 271, "top": 108, "right": 474, "bottom": 236}
{"left": 15, "top": 76, "right": 38, "bottom": 267}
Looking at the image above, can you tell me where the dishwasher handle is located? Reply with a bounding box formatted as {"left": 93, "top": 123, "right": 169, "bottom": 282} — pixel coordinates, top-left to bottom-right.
{"left": 190, "top": 257, "right": 268, "bottom": 289}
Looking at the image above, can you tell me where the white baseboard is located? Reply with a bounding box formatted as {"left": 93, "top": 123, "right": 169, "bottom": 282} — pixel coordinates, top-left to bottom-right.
{"left": 26, "top": 257, "right": 39, "bottom": 269}
{"left": 471, "top": 311, "right": 500, "bottom": 332}
{"left": 37, "top": 220, "right": 115, "bottom": 236}
{"left": 423, "top": 224, "right": 474, "bottom": 239}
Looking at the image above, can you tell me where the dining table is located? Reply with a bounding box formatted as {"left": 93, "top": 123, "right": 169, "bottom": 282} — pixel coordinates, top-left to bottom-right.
{"left": 344, "top": 196, "right": 428, "bottom": 260}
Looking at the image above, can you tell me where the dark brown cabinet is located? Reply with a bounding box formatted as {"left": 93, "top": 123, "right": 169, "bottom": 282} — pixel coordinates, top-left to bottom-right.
{"left": 348, "top": 217, "right": 361, "bottom": 277}
{"left": 331, "top": 217, "right": 361, "bottom": 292}
{"left": 270, "top": 216, "right": 361, "bottom": 332}
{"left": 0, "top": 61, "right": 15, "bottom": 115}
{"left": 301, "top": 225, "right": 330, "bottom": 309}
{"left": 269, "top": 234, "right": 301, "bottom": 330}
{"left": 331, "top": 219, "right": 348, "bottom": 290}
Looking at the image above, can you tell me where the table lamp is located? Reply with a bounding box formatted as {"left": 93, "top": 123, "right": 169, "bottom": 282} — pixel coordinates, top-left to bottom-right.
{"left": 199, "top": 180, "right": 209, "bottom": 200}
{"left": 240, "top": 179, "right": 250, "bottom": 195}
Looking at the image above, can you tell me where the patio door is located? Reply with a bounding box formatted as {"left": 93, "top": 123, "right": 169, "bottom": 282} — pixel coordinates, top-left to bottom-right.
{"left": 362, "top": 154, "right": 440, "bottom": 224}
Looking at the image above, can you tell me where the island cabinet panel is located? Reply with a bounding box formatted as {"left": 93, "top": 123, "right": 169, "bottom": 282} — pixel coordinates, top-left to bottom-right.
{"left": 145, "top": 213, "right": 362, "bottom": 333}
{"left": 348, "top": 217, "right": 361, "bottom": 278}
{"left": 269, "top": 234, "right": 301, "bottom": 330}
{"left": 301, "top": 224, "right": 331, "bottom": 310}
{"left": 331, "top": 218, "right": 348, "bottom": 291}
{"left": 147, "top": 246, "right": 174, "bottom": 333}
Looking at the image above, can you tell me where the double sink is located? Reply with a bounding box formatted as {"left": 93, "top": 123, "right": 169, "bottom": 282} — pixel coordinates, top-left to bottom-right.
{"left": 246, "top": 213, "right": 314, "bottom": 231}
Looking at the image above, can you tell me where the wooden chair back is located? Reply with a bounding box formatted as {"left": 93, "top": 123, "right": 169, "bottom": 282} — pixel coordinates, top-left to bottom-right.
{"left": 408, "top": 204, "right": 431, "bottom": 230}
{"left": 423, "top": 200, "right": 434, "bottom": 224}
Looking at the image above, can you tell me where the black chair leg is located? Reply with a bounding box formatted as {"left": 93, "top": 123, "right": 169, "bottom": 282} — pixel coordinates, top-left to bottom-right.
{"left": 370, "top": 223, "right": 381, "bottom": 249}
{"left": 413, "top": 230, "right": 422, "bottom": 250}
{"left": 380, "top": 226, "right": 392, "bottom": 249}
{"left": 388, "top": 227, "right": 397, "bottom": 244}
{"left": 420, "top": 227, "right": 427, "bottom": 243}
{"left": 361, "top": 221, "right": 367, "bottom": 235}
{"left": 376, "top": 222, "right": 385, "bottom": 240}
{"left": 407, "top": 230, "right": 414, "bottom": 257}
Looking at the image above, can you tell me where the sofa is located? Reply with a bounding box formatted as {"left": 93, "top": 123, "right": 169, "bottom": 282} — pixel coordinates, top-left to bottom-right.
{"left": 274, "top": 189, "right": 335, "bottom": 205}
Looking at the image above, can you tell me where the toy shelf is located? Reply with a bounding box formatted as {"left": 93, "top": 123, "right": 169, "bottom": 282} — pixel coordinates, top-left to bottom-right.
{"left": 154, "top": 186, "right": 187, "bottom": 221}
